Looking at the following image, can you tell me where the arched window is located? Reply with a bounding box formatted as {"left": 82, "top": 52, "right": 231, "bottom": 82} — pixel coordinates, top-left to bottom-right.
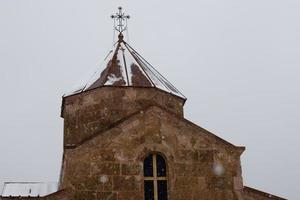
{"left": 144, "top": 153, "right": 168, "bottom": 200}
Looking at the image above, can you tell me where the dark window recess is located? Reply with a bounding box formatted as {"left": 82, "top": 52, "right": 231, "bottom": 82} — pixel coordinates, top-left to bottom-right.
{"left": 156, "top": 154, "right": 166, "bottom": 177}
{"left": 144, "top": 153, "right": 168, "bottom": 200}
{"left": 158, "top": 180, "right": 168, "bottom": 200}
{"left": 144, "top": 180, "right": 154, "bottom": 200}
{"left": 144, "top": 154, "right": 153, "bottom": 177}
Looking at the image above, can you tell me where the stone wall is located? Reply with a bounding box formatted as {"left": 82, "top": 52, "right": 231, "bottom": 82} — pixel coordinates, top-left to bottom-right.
{"left": 62, "top": 87, "right": 185, "bottom": 146}
{"left": 60, "top": 106, "right": 244, "bottom": 200}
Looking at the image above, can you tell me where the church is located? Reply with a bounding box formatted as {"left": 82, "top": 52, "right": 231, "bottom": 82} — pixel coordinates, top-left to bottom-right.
{"left": 1, "top": 7, "right": 286, "bottom": 200}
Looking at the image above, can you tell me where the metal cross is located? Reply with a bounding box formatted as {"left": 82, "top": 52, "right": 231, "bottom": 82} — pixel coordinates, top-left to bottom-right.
{"left": 111, "top": 7, "right": 130, "bottom": 33}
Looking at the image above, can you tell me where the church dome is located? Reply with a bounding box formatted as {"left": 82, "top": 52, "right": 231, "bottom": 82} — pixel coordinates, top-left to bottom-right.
{"left": 65, "top": 33, "right": 185, "bottom": 99}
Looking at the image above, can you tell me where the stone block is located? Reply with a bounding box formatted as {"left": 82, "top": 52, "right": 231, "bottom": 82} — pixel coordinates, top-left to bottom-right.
{"left": 233, "top": 176, "right": 243, "bottom": 190}
{"left": 191, "top": 163, "right": 212, "bottom": 177}
{"left": 73, "top": 191, "right": 96, "bottom": 200}
{"left": 67, "top": 160, "right": 91, "bottom": 178}
{"left": 96, "top": 192, "right": 117, "bottom": 200}
{"left": 207, "top": 177, "right": 232, "bottom": 189}
{"left": 197, "top": 177, "right": 207, "bottom": 190}
{"left": 198, "top": 150, "right": 214, "bottom": 162}
{"left": 112, "top": 176, "right": 140, "bottom": 191}
{"left": 90, "top": 149, "right": 116, "bottom": 162}
{"left": 71, "top": 176, "right": 99, "bottom": 190}
{"left": 171, "top": 189, "right": 193, "bottom": 200}
{"left": 177, "top": 150, "right": 198, "bottom": 162}
{"left": 91, "top": 162, "right": 120, "bottom": 176}
{"left": 118, "top": 191, "right": 143, "bottom": 200}
{"left": 121, "top": 163, "right": 142, "bottom": 175}
{"left": 98, "top": 175, "right": 113, "bottom": 191}
{"left": 174, "top": 176, "right": 198, "bottom": 189}
{"left": 175, "top": 162, "right": 211, "bottom": 177}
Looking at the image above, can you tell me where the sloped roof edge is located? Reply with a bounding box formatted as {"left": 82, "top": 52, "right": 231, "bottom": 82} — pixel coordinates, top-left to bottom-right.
{"left": 244, "top": 186, "right": 287, "bottom": 200}
{"left": 1, "top": 182, "right": 58, "bottom": 198}
{"left": 65, "top": 105, "right": 245, "bottom": 153}
{"left": 63, "top": 85, "right": 187, "bottom": 102}
{"left": 64, "top": 34, "right": 186, "bottom": 100}
{"left": 0, "top": 189, "right": 66, "bottom": 199}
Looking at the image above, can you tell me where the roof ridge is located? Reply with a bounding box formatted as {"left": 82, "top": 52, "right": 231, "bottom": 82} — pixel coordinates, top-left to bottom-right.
{"left": 124, "top": 42, "right": 186, "bottom": 98}
{"left": 122, "top": 41, "right": 156, "bottom": 87}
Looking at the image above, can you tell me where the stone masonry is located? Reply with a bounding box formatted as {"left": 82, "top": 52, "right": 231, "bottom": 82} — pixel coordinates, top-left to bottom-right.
{"left": 60, "top": 86, "right": 245, "bottom": 200}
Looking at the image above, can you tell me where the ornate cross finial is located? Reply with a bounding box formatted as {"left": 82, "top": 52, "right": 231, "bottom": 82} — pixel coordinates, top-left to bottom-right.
{"left": 111, "top": 7, "right": 130, "bottom": 33}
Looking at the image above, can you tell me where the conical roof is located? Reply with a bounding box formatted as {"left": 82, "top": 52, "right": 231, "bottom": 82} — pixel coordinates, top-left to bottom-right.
{"left": 66, "top": 34, "right": 185, "bottom": 99}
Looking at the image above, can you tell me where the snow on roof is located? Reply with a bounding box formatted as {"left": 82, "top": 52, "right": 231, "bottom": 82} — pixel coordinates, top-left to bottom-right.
{"left": 64, "top": 33, "right": 186, "bottom": 99}
{"left": 1, "top": 182, "right": 58, "bottom": 197}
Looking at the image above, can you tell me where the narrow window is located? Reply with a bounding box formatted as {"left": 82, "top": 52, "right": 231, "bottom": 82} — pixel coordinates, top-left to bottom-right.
{"left": 144, "top": 153, "right": 168, "bottom": 200}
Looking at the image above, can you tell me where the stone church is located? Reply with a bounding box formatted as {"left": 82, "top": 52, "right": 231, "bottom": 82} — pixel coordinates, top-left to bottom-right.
{"left": 1, "top": 7, "right": 286, "bottom": 200}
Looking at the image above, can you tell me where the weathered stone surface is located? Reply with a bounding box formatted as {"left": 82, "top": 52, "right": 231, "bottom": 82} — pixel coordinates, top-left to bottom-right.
{"left": 96, "top": 192, "right": 117, "bottom": 200}
{"left": 121, "top": 163, "right": 142, "bottom": 175}
{"left": 59, "top": 105, "right": 247, "bottom": 200}
{"left": 112, "top": 176, "right": 140, "bottom": 191}
{"left": 54, "top": 85, "right": 286, "bottom": 200}
{"left": 117, "top": 191, "right": 143, "bottom": 200}
{"left": 62, "top": 87, "right": 185, "bottom": 146}
{"left": 91, "top": 162, "right": 120, "bottom": 176}
{"left": 71, "top": 176, "right": 99, "bottom": 190}
{"left": 207, "top": 177, "right": 232, "bottom": 189}
{"left": 73, "top": 191, "right": 96, "bottom": 200}
{"left": 234, "top": 176, "right": 243, "bottom": 190}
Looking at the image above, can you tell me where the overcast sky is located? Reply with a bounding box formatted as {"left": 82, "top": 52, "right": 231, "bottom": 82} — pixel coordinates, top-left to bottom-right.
{"left": 0, "top": 0, "right": 299, "bottom": 199}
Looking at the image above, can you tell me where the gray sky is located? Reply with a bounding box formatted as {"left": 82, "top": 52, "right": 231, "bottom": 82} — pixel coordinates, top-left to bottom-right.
{"left": 0, "top": 0, "right": 299, "bottom": 199}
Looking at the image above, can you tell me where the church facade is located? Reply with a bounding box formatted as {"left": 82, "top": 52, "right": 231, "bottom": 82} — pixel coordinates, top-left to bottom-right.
{"left": 1, "top": 8, "right": 286, "bottom": 200}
